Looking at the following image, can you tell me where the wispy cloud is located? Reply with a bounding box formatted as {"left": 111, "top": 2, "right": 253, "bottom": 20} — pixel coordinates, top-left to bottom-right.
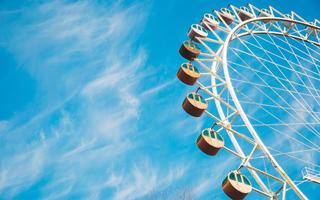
{"left": 140, "top": 79, "right": 176, "bottom": 97}
{"left": 0, "top": 120, "right": 9, "bottom": 132}
{"left": 0, "top": 145, "right": 45, "bottom": 197}
{"left": 113, "top": 159, "right": 187, "bottom": 200}
{"left": 0, "top": 1, "right": 252, "bottom": 199}
{"left": 0, "top": 0, "right": 153, "bottom": 198}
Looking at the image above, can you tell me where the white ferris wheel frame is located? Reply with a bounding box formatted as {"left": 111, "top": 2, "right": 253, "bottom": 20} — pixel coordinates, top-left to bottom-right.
{"left": 190, "top": 4, "right": 320, "bottom": 200}
{"left": 220, "top": 18, "right": 317, "bottom": 200}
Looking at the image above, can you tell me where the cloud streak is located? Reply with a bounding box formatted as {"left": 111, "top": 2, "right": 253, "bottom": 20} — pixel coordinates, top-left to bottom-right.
{"left": 0, "top": 1, "right": 156, "bottom": 199}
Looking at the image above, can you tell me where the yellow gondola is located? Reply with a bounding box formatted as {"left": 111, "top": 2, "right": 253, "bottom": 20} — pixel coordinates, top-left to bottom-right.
{"left": 259, "top": 9, "right": 272, "bottom": 23}
{"left": 238, "top": 6, "right": 254, "bottom": 21}
{"left": 188, "top": 24, "right": 208, "bottom": 42}
{"left": 219, "top": 8, "right": 234, "bottom": 25}
{"left": 201, "top": 13, "right": 220, "bottom": 30}
{"left": 177, "top": 63, "right": 200, "bottom": 85}
{"left": 182, "top": 92, "right": 207, "bottom": 117}
{"left": 222, "top": 171, "right": 252, "bottom": 199}
{"left": 179, "top": 40, "right": 201, "bottom": 61}
{"left": 197, "top": 128, "right": 224, "bottom": 155}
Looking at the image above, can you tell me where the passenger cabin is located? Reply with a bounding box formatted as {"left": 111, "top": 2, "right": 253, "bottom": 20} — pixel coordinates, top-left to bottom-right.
{"left": 307, "top": 22, "right": 318, "bottom": 36}
{"left": 201, "top": 13, "right": 220, "bottom": 30}
{"left": 219, "top": 8, "right": 234, "bottom": 25}
{"left": 259, "top": 9, "right": 272, "bottom": 23}
{"left": 179, "top": 41, "right": 201, "bottom": 61}
{"left": 283, "top": 14, "right": 295, "bottom": 29}
{"left": 238, "top": 6, "right": 254, "bottom": 21}
{"left": 188, "top": 24, "right": 208, "bottom": 42}
{"left": 182, "top": 92, "right": 207, "bottom": 117}
{"left": 177, "top": 63, "right": 200, "bottom": 85}
{"left": 222, "top": 171, "right": 252, "bottom": 200}
{"left": 197, "top": 128, "right": 224, "bottom": 155}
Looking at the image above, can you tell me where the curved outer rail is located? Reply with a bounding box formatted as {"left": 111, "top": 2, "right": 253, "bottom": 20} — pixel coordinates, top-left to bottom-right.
{"left": 214, "top": 17, "right": 319, "bottom": 199}
{"left": 210, "top": 47, "right": 271, "bottom": 195}
{"left": 234, "top": 31, "right": 320, "bottom": 47}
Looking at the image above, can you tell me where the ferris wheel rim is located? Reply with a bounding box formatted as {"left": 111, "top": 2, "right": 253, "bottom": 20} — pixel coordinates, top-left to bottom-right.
{"left": 229, "top": 17, "right": 320, "bottom": 46}
{"left": 212, "top": 16, "right": 320, "bottom": 200}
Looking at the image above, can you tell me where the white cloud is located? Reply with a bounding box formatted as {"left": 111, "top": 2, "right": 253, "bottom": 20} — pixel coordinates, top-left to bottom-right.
{"left": 0, "top": 120, "right": 9, "bottom": 132}
{"left": 190, "top": 178, "right": 211, "bottom": 198}
{"left": 81, "top": 48, "right": 147, "bottom": 98}
{"left": 105, "top": 173, "right": 123, "bottom": 188}
{"left": 0, "top": 0, "right": 152, "bottom": 198}
{"left": 0, "top": 146, "right": 45, "bottom": 197}
{"left": 113, "top": 159, "right": 187, "bottom": 200}
{"left": 140, "top": 79, "right": 176, "bottom": 97}
{"left": 42, "top": 175, "right": 75, "bottom": 200}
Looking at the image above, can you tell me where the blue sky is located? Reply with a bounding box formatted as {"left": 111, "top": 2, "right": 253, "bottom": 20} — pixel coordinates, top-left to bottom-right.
{"left": 0, "top": 0, "right": 319, "bottom": 199}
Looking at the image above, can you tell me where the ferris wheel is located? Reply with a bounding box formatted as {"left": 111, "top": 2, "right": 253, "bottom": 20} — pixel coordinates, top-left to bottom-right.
{"left": 177, "top": 4, "right": 320, "bottom": 200}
